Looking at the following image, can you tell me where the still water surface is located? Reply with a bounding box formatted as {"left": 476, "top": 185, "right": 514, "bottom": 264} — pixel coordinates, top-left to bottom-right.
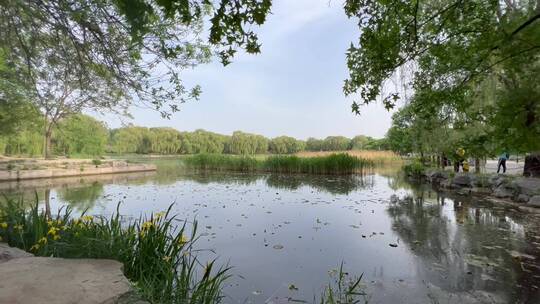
{"left": 2, "top": 161, "right": 540, "bottom": 304}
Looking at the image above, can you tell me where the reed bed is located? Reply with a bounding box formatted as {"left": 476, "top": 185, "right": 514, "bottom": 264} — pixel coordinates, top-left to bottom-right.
{"left": 0, "top": 197, "right": 229, "bottom": 304}
{"left": 181, "top": 153, "right": 373, "bottom": 175}
{"left": 296, "top": 150, "right": 402, "bottom": 165}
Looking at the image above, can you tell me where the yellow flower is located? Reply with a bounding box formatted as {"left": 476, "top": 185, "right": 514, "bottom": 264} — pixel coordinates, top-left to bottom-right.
{"left": 154, "top": 211, "right": 166, "bottom": 219}
{"left": 73, "top": 219, "right": 80, "bottom": 225}
{"left": 14, "top": 224, "right": 23, "bottom": 231}
{"left": 1, "top": 222, "right": 8, "bottom": 229}
{"left": 48, "top": 227, "right": 60, "bottom": 236}
{"left": 47, "top": 220, "right": 54, "bottom": 226}
{"left": 38, "top": 237, "right": 47, "bottom": 245}
{"left": 53, "top": 235, "right": 60, "bottom": 241}
{"left": 30, "top": 244, "right": 40, "bottom": 251}
{"left": 141, "top": 221, "right": 154, "bottom": 231}
{"left": 81, "top": 215, "right": 93, "bottom": 222}
{"left": 178, "top": 234, "right": 189, "bottom": 245}
{"left": 162, "top": 255, "right": 171, "bottom": 262}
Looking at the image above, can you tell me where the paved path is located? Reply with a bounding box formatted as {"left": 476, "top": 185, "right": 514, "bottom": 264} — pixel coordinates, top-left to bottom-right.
{"left": 445, "top": 160, "right": 525, "bottom": 176}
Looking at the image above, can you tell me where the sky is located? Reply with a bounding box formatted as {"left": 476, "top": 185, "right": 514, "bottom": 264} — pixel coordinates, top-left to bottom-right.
{"left": 98, "top": 0, "right": 394, "bottom": 140}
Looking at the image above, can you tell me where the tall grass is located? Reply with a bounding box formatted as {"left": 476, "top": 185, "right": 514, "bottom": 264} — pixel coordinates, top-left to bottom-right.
{"left": 296, "top": 150, "right": 402, "bottom": 165}
{"left": 319, "top": 263, "right": 369, "bottom": 304}
{"left": 0, "top": 197, "right": 229, "bottom": 304}
{"left": 181, "top": 153, "right": 372, "bottom": 175}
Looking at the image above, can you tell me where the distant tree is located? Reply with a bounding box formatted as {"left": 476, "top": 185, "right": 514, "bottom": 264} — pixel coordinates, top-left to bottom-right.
{"left": 54, "top": 114, "right": 108, "bottom": 156}
{"left": 228, "top": 131, "right": 268, "bottom": 155}
{"left": 306, "top": 138, "right": 324, "bottom": 151}
{"left": 350, "top": 135, "right": 370, "bottom": 150}
{"left": 322, "top": 136, "right": 351, "bottom": 151}
{"left": 269, "top": 136, "right": 304, "bottom": 154}
{"left": 149, "top": 128, "right": 182, "bottom": 154}
{"left": 110, "top": 127, "right": 152, "bottom": 154}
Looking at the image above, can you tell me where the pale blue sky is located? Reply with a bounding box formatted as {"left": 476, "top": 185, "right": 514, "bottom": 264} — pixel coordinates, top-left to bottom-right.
{"left": 99, "top": 0, "right": 394, "bottom": 139}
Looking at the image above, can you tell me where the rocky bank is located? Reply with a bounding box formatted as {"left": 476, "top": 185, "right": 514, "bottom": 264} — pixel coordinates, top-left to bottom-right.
{"left": 411, "top": 170, "right": 540, "bottom": 208}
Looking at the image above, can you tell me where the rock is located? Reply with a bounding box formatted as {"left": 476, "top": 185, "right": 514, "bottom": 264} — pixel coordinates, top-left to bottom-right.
{"left": 470, "top": 187, "right": 491, "bottom": 195}
{"left": 0, "top": 257, "right": 134, "bottom": 304}
{"left": 427, "top": 170, "right": 449, "bottom": 183}
{"left": 511, "top": 177, "right": 540, "bottom": 196}
{"left": 493, "top": 187, "right": 514, "bottom": 199}
{"left": 516, "top": 194, "right": 530, "bottom": 203}
{"left": 0, "top": 243, "right": 33, "bottom": 263}
{"left": 452, "top": 174, "right": 473, "bottom": 187}
{"left": 489, "top": 175, "right": 507, "bottom": 188}
{"left": 457, "top": 189, "right": 471, "bottom": 196}
{"left": 528, "top": 195, "right": 540, "bottom": 208}
{"left": 440, "top": 179, "right": 453, "bottom": 189}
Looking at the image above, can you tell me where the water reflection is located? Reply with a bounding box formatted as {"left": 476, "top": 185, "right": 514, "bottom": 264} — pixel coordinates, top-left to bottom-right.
{"left": 388, "top": 190, "right": 540, "bottom": 303}
{"left": 57, "top": 182, "right": 104, "bottom": 211}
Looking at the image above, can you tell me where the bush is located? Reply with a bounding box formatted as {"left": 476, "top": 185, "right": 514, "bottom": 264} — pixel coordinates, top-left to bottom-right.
{"left": 92, "top": 159, "right": 102, "bottom": 166}
{"left": 402, "top": 161, "right": 426, "bottom": 177}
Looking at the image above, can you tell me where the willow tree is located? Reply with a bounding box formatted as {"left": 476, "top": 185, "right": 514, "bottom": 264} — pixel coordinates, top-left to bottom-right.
{"left": 0, "top": 0, "right": 271, "bottom": 158}
{"left": 344, "top": 0, "right": 540, "bottom": 174}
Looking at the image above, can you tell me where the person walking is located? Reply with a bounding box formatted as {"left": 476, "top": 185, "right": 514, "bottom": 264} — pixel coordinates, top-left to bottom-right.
{"left": 497, "top": 152, "right": 509, "bottom": 174}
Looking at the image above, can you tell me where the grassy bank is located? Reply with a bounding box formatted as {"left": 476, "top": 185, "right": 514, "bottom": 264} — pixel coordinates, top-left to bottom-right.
{"left": 0, "top": 198, "right": 228, "bottom": 304}
{"left": 181, "top": 153, "right": 373, "bottom": 175}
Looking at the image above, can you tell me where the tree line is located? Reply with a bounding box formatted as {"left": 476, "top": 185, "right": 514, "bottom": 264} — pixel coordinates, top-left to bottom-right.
{"left": 0, "top": 107, "right": 387, "bottom": 157}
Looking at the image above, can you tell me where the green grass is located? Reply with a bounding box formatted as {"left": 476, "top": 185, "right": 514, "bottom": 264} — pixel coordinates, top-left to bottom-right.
{"left": 0, "top": 197, "right": 229, "bottom": 304}
{"left": 181, "top": 153, "right": 373, "bottom": 175}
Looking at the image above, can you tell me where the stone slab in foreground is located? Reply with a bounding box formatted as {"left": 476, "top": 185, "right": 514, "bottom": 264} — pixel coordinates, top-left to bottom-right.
{"left": 0, "top": 256, "right": 134, "bottom": 304}
{"left": 0, "top": 243, "right": 33, "bottom": 263}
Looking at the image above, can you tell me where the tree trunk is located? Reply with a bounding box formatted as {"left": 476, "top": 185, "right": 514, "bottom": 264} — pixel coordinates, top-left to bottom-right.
{"left": 43, "top": 123, "right": 53, "bottom": 159}
{"left": 523, "top": 153, "right": 540, "bottom": 177}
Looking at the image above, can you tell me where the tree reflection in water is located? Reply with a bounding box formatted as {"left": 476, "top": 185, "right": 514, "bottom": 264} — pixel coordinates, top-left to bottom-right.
{"left": 387, "top": 190, "right": 540, "bottom": 303}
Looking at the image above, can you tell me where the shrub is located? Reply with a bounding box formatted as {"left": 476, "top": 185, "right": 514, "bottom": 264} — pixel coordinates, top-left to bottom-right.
{"left": 402, "top": 161, "right": 426, "bottom": 177}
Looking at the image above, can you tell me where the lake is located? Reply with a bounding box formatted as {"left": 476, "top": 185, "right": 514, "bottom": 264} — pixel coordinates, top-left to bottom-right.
{"left": 2, "top": 159, "right": 540, "bottom": 304}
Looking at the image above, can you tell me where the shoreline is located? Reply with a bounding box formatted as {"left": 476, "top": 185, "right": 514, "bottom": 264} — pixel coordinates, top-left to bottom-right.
{"left": 407, "top": 169, "right": 540, "bottom": 211}
{"left": 0, "top": 161, "right": 156, "bottom": 182}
